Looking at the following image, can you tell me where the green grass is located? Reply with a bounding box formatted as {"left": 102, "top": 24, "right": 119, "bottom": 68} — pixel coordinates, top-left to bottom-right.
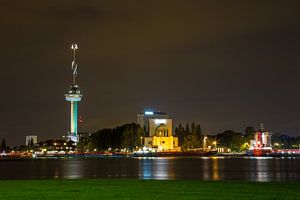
{"left": 0, "top": 180, "right": 299, "bottom": 200}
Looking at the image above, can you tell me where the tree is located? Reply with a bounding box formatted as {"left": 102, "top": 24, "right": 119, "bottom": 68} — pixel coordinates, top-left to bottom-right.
{"left": 175, "top": 122, "right": 203, "bottom": 148}
{"left": 0, "top": 139, "right": 6, "bottom": 152}
{"left": 272, "top": 134, "right": 295, "bottom": 149}
{"left": 88, "top": 123, "right": 145, "bottom": 151}
{"left": 30, "top": 138, "right": 34, "bottom": 147}
{"left": 77, "top": 135, "right": 94, "bottom": 152}
{"left": 175, "top": 123, "right": 185, "bottom": 146}
{"left": 230, "top": 134, "right": 245, "bottom": 152}
{"left": 181, "top": 135, "right": 201, "bottom": 151}
{"left": 245, "top": 126, "right": 255, "bottom": 138}
{"left": 121, "top": 123, "right": 145, "bottom": 150}
{"left": 185, "top": 123, "right": 190, "bottom": 136}
{"left": 191, "top": 122, "right": 197, "bottom": 136}
{"left": 196, "top": 124, "right": 202, "bottom": 140}
{"left": 216, "top": 130, "right": 246, "bottom": 152}
{"left": 293, "top": 136, "right": 300, "bottom": 149}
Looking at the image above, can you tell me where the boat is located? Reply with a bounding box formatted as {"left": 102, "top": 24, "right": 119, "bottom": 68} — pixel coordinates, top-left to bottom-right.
{"left": 133, "top": 149, "right": 217, "bottom": 157}
{"left": 269, "top": 149, "right": 300, "bottom": 157}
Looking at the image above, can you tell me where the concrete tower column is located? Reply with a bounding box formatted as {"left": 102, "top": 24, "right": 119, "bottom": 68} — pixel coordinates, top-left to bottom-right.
{"left": 70, "top": 101, "right": 78, "bottom": 136}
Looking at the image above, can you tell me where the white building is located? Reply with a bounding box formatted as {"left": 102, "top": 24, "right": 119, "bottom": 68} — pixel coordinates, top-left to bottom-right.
{"left": 137, "top": 111, "right": 178, "bottom": 151}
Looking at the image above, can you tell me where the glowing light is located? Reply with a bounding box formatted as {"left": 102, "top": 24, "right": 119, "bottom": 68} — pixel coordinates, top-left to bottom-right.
{"left": 145, "top": 111, "right": 153, "bottom": 115}
{"left": 155, "top": 119, "right": 166, "bottom": 124}
{"left": 71, "top": 44, "right": 78, "bottom": 50}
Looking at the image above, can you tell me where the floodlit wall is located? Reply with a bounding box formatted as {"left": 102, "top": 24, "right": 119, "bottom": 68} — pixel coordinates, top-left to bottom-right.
{"left": 149, "top": 119, "right": 172, "bottom": 137}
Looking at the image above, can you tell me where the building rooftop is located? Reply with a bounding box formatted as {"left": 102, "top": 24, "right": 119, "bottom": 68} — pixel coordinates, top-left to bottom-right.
{"left": 138, "top": 111, "right": 167, "bottom": 115}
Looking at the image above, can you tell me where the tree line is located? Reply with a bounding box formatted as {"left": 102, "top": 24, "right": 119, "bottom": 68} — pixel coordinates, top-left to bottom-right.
{"left": 175, "top": 125, "right": 300, "bottom": 152}
{"left": 1, "top": 124, "right": 300, "bottom": 153}
{"left": 78, "top": 123, "right": 145, "bottom": 152}
{"left": 174, "top": 125, "right": 256, "bottom": 152}
{"left": 174, "top": 122, "right": 203, "bottom": 150}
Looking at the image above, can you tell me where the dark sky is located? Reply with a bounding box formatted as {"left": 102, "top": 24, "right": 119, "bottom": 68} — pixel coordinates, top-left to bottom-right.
{"left": 1, "top": 1, "right": 300, "bottom": 145}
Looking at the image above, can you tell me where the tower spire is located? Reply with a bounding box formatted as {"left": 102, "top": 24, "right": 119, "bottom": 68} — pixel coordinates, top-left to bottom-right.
{"left": 71, "top": 44, "right": 78, "bottom": 86}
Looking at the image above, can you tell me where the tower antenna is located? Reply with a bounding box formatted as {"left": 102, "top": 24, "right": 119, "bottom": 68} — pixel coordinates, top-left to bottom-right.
{"left": 71, "top": 44, "right": 78, "bottom": 85}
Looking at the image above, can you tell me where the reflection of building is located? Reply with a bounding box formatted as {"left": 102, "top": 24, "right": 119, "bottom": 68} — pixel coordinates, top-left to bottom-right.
{"left": 25, "top": 135, "right": 37, "bottom": 145}
{"left": 137, "top": 111, "right": 178, "bottom": 151}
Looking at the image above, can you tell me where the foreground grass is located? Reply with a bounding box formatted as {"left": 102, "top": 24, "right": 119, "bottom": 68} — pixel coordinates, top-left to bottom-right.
{"left": 0, "top": 180, "right": 299, "bottom": 200}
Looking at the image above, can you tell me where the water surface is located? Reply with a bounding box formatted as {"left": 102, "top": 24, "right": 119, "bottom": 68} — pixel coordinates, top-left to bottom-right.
{"left": 0, "top": 157, "right": 299, "bottom": 181}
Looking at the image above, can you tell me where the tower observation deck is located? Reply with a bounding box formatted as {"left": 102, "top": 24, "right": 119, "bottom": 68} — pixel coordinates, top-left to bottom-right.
{"left": 64, "top": 44, "right": 82, "bottom": 142}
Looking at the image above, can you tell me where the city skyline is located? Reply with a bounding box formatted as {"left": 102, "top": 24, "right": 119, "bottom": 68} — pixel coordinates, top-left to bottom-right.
{"left": 1, "top": 1, "right": 300, "bottom": 145}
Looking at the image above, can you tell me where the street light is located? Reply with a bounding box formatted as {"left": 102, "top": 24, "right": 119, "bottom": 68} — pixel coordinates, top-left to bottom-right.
{"left": 140, "top": 136, "right": 143, "bottom": 147}
{"left": 159, "top": 131, "right": 162, "bottom": 151}
{"left": 203, "top": 136, "right": 207, "bottom": 151}
{"left": 212, "top": 141, "right": 217, "bottom": 149}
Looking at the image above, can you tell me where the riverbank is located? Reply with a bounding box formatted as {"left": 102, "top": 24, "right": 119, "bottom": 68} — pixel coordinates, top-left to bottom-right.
{"left": 0, "top": 180, "right": 298, "bottom": 200}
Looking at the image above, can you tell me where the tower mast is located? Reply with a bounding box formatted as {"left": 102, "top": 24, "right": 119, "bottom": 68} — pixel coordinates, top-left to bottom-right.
{"left": 65, "top": 43, "right": 83, "bottom": 142}
{"left": 71, "top": 44, "right": 78, "bottom": 86}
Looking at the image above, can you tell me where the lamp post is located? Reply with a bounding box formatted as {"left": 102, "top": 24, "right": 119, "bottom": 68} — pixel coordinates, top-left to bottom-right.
{"left": 203, "top": 136, "right": 207, "bottom": 151}
{"left": 140, "top": 136, "right": 143, "bottom": 148}
{"left": 212, "top": 141, "right": 217, "bottom": 150}
{"left": 159, "top": 131, "right": 162, "bottom": 151}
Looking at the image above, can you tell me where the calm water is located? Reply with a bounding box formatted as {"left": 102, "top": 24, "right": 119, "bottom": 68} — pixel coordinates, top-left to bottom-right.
{"left": 0, "top": 157, "right": 299, "bottom": 181}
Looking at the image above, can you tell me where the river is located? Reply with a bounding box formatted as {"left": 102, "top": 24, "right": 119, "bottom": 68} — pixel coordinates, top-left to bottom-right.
{"left": 0, "top": 157, "right": 299, "bottom": 181}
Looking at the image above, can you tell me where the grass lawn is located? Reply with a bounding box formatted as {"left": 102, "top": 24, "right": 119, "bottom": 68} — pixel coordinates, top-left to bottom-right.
{"left": 0, "top": 180, "right": 299, "bottom": 200}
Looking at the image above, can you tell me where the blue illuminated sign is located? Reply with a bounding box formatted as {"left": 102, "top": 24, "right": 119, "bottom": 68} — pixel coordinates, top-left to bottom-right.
{"left": 145, "top": 111, "right": 154, "bottom": 115}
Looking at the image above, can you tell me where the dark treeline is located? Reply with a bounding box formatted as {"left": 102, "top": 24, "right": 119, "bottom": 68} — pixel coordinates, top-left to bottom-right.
{"left": 78, "top": 123, "right": 145, "bottom": 152}
{"left": 174, "top": 123, "right": 249, "bottom": 151}
{"left": 272, "top": 134, "right": 300, "bottom": 149}
{"left": 0, "top": 139, "right": 7, "bottom": 152}
{"left": 215, "top": 130, "right": 251, "bottom": 152}
{"left": 174, "top": 122, "right": 203, "bottom": 150}
{"left": 175, "top": 125, "right": 300, "bottom": 152}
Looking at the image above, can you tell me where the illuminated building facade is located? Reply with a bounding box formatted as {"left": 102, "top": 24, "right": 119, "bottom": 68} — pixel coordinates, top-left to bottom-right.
{"left": 137, "top": 111, "right": 178, "bottom": 151}
{"left": 65, "top": 44, "right": 82, "bottom": 142}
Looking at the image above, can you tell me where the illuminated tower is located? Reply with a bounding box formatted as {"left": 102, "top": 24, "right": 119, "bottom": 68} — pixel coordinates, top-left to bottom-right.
{"left": 65, "top": 44, "right": 82, "bottom": 142}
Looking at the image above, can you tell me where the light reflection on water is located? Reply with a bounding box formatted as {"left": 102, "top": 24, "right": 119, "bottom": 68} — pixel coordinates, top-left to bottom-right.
{"left": 0, "top": 157, "right": 299, "bottom": 181}
{"left": 212, "top": 157, "right": 220, "bottom": 180}
{"left": 255, "top": 158, "right": 270, "bottom": 182}
{"left": 138, "top": 157, "right": 176, "bottom": 180}
{"left": 62, "top": 160, "right": 83, "bottom": 179}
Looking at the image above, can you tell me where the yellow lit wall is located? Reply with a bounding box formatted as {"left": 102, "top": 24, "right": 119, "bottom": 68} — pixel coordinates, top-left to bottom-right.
{"left": 145, "top": 136, "right": 178, "bottom": 151}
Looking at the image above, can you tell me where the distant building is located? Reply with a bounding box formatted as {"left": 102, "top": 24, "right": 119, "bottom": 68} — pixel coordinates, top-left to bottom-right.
{"left": 137, "top": 111, "right": 169, "bottom": 133}
{"left": 137, "top": 111, "right": 178, "bottom": 151}
{"left": 25, "top": 136, "right": 37, "bottom": 146}
{"left": 38, "top": 140, "right": 76, "bottom": 151}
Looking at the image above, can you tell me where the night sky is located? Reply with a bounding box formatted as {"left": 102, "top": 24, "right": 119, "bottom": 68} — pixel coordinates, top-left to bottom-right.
{"left": 1, "top": 1, "right": 300, "bottom": 145}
